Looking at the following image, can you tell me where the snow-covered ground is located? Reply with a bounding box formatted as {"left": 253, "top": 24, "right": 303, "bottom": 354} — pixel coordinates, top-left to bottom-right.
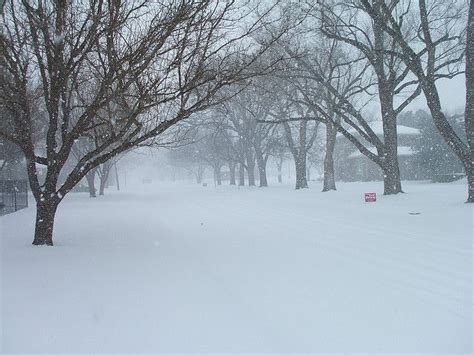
{"left": 1, "top": 180, "right": 472, "bottom": 353}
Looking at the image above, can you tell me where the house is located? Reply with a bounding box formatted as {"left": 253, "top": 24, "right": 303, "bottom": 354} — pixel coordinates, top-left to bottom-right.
{"left": 334, "top": 122, "right": 421, "bottom": 182}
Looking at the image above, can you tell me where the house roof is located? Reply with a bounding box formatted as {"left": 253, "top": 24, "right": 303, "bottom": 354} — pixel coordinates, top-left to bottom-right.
{"left": 348, "top": 146, "right": 415, "bottom": 159}
{"left": 342, "top": 121, "right": 421, "bottom": 137}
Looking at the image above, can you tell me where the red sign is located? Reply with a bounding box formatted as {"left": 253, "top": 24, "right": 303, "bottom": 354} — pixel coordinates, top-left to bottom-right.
{"left": 365, "top": 192, "right": 377, "bottom": 202}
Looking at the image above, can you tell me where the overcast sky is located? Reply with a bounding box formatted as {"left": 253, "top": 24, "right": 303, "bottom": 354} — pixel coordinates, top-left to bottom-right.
{"left": 409, "top": 75, "right": 466, "bottom": 114}
{"left": 365, "top": 75, "right": 466, "bottom": 119}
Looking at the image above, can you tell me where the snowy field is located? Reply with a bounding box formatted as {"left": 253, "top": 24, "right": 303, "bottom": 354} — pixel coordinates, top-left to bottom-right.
{"left": 1, "top": 180, "right": 472, "bottom": 353}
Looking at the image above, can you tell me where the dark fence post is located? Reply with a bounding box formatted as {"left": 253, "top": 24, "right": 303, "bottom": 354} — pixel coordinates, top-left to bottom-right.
{"left": 0, "top": 179, "right": 28, "bottom": 216}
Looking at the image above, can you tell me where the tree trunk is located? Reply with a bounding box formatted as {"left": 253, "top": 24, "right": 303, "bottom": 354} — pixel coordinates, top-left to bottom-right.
{"left": 98, "top": 162, "right": 111, "bottom": 195}
{"left": 255, "top": 151, "right": 268, "bottom": 187}
{"left": 467, "top": 164, "right": 474, "bottom": 203}
{"left": 295, "top": 152, "right": 308, "bottom": 189}
{"left": 465, "top": 0, "right": 474, "bottom": 202}
{"left": 229, "top": 161, "right": 236, "bottom": 185}
{"left": 381, "top": 102, "right": 403, "bottom": 195}
{"left": 214, "top": 165, "right": 222, "bottom": 185}
{"left": 382, "top": 146, "right": 403, "bottom": 195}
{"left": 372, "top": 15, "right": 403, "bottom": 195}
{"left": 196, "top": 165, "right": 205, "bottom": 184}
{"left": 247, "top": 166, "right": 255, "bottom": 186}
{"left": 296, "top": 120, "right": 309, "bottom": 189}
{"left": 32, "top": 198, "right": 59, "bottom": 246}
{"left": 382, "top": 135, "right": 403, "bottom": 195}
{"left": 246, "top": 154, "right": 256, "bottom": 186}
{"left": 382, "top": 163, "right": 402, "bottom": 195}
{"left": 277, "top": 157, "right": 283, "bottom": 183}
{"left": 322, "top": 123, "right": 337, "bottom": 192}
{"left": 239, "top": 163, "right": 245, "bottom": 186}
{"left": 258, "top": 162, "right": 268, "bottom": 187}
{"left": 99, "top": 174, "right": 107, "bottom": 195}
{"left": 85, "top": 169, "right": 96, "bottom": 197}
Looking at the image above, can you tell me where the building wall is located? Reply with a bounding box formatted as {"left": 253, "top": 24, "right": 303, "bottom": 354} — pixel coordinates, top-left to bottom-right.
{"left": 334, "top": 130, "right": 421, "bottom": 182}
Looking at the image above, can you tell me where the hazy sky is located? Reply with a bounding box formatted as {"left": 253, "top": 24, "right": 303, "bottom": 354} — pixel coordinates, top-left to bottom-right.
{"left": 409, "top": 75, "right": 466, "bottom": 114}
{"left": 365, "top": 75, "right": 466, "bottom": 119}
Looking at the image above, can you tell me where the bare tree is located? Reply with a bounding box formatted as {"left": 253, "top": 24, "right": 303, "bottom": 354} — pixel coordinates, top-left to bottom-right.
{"left": 168, "top": 141, "right": 207, "bottom": 184}
{"left": 466, "top": 2, "right": 473, "bottom": 200}
{"left": 318, "top": 1, "right": 423, "bottom": 194}
{"left": 220, "top": 86, "right": 279, "bottom": 187}
{"left": 201, "top": 113, "right": 249, "bottom": 186}
{"left": 0, "top": 0, "right": 284, "bottom": 245}
{"left": 270, "top": 127, "right": 288, "bottom": 183}
{"left": 260, "top": 10, "right": 400, "bottom": 192}
{"left": 356, "top": 0, "right": 472, "bottom": 201}
{"left": 97, "top": 160, "right": 113, "bottom": 195}
{"left": 280, "top": 103, "right": 320, "bottom": 190}
{"left": 322, "top": 117, "right": 338, "bottom": 191}
{"left": 72, "top": 136, "right": 97, "bottom": 197}
{"left": 273, "top": 32, "right": 422, "bottom": 195}
{"left": 265, "top": 79, "right": 320, "bottom": 189}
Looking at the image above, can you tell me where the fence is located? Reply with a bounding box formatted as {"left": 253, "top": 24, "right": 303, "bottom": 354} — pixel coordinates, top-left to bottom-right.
{"left": 0, "top": 180, "right": 28, "bottom": 216}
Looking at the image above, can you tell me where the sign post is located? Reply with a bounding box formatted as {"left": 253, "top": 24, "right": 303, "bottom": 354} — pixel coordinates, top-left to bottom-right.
{"left": 365, "top": 192, "right": 376, "bottom": 202}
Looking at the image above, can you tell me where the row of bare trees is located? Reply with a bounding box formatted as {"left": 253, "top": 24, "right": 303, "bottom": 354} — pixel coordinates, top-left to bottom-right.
{"left": 171, "top": 0, "right": 472, "bottom": 201}
{"left": 330, "top": 0, "right": 472, "bottom": 201}
{"left": 0, "top": 0, "right": 471, "bottom": 246}
{"left": 168, "top": 82, "right": 323, "bottom": 190}
{"left": 257, "top": 0, "right": 471, "bottom": 200}
{"left": 0, "top": 0, "right": 285, "bottom": 245}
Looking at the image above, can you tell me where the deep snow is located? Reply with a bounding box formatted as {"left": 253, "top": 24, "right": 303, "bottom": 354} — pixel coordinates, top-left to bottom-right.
{"left": 1, "top": 180, "right": 472, "bottom": 353}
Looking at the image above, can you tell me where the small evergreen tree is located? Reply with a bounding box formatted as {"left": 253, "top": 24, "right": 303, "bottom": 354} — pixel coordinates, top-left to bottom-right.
{"left": 412, "top": 113, "right": 465, "bottom": 179}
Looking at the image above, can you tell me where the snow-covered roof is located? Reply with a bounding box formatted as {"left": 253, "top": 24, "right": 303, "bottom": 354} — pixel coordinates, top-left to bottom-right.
{"left": 343, "top": 121, "right": 420, "bottom": 136}
{"left": 348, "top": 146, "right": 415, "bottom": 159}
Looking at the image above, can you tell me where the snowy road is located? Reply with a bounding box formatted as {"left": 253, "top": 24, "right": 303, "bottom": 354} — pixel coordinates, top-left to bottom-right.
{"left": 1, "top": 181, "right": 472, "bottom": 353}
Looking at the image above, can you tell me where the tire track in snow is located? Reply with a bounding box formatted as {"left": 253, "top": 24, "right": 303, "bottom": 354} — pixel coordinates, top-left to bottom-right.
{"left": 180, "top": 192, "right": 472, "bottom": 321}
{"left": 186, "top": 192, "right": 470, "bottom": 285}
